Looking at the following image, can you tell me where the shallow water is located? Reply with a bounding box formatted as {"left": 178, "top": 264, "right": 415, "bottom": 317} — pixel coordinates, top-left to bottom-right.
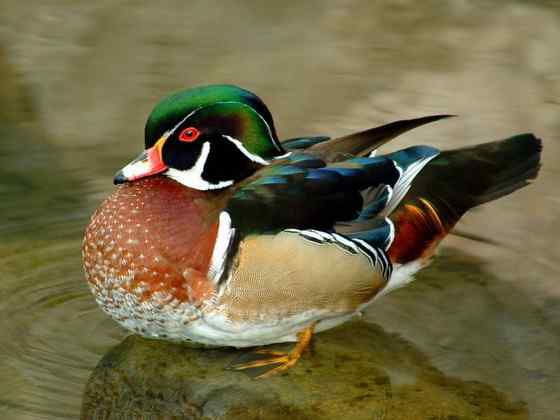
{"left": 1, "top": 1, "right": 559, "bottom": 419}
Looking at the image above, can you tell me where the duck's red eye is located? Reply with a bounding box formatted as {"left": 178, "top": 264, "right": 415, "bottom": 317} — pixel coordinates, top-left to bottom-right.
{"left": 178, "top": 127, "right": 200, "bottom": 143}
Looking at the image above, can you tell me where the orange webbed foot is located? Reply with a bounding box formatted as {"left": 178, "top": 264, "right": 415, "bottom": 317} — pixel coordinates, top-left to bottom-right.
{"left": 230, "top": 322, "right": 316, "bottom": 379}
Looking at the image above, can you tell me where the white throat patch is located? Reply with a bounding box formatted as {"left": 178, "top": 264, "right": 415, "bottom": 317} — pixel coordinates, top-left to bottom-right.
{"left": 164, "top": 141, "right": 234, "bottom": 190}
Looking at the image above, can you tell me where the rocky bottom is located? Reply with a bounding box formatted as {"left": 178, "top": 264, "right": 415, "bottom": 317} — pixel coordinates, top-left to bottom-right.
{"left": 81, "top": 321, "right": 527, "bottom": 420}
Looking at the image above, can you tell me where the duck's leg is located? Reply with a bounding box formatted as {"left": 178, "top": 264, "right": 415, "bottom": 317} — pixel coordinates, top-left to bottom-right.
{"left": 231, "top": 322, "right": 316, "bottom": 379}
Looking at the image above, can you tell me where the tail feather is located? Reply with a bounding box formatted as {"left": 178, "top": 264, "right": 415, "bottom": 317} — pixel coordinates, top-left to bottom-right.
{"left": 387, "top": 133, "right": 542, "bottom": 264}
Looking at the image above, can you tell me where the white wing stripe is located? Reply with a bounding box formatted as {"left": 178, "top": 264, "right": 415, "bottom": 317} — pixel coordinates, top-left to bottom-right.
{"left": 382, "top": 155, "right": 438, "bottom": 216}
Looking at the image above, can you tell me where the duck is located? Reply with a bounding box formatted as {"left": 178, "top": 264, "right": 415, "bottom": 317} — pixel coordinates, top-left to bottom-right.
{"left": 82, "top": 84, "right": 542, "bottom": 378}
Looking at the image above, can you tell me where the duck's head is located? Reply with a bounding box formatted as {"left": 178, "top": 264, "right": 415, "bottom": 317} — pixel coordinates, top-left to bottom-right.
{"left": 114, "top": 84, "right": 286, "bottom": 190}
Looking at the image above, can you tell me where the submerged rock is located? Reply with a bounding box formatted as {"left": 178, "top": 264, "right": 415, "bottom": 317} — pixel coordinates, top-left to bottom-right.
{"left": 81, "top": 322, "right": 527, "bottom": 420}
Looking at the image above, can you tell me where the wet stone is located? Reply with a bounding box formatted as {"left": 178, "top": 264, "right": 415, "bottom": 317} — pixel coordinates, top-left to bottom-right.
{"left": 81, "top": 322, "right": 527, "bottom": 420}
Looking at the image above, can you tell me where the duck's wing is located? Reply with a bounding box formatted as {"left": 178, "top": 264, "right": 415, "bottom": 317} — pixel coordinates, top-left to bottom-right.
{"left": 213, "top": 152, "right": 401, "bottom": 309}
{"left": 214, "top": 146, "right": 434, "bottom": 263}
{"left": 211, "top": 144, "right": 440, "bottom": 312}
{"left": 234, "top": 114, "right": 452, "bottom": 235}
{"left": 214, "top": 116, "right": 452, "bottom": 293}
{"left": 225, "top": 152, "right": 397, "bottom": 234}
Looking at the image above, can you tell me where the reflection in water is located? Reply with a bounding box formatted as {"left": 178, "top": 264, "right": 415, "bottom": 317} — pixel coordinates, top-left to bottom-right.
{"left": 0, "top": 46, "right": 119, "bottom": 418}
{"left": 0, "top": 47, "right": 86, "bottom": 242}
{"left": 81, "top": 322, "right": 527, "bottom": 420}
{"left": 1, "top": 0, "right": 559, "bottom": 418}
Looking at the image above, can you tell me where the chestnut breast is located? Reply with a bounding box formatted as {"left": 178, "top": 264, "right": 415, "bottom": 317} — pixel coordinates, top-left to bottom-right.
{"left": 83, "top": 176, "right": 226, "bottom": 306}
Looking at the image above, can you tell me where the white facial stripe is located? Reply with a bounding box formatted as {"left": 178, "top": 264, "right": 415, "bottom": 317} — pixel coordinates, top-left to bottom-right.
{"left": 222, "top": 135, "right": 270, "bottom": 166}
{"left": 164, "top": 142, "right": 234, "bottom": 190}
{"left": 208, "top": 211, "right": 236, "bottom": 285}
{"left": 163, "top": 101, "right": 283, "bottom": 153}
{"left": 273, "top": 151, "right": 292, "bottom": 160}
{"left": 212, "top": 100, "right": 283, "bottom": 152}
{"left": 164, "top": 106, "right": 204, "bottom": 137}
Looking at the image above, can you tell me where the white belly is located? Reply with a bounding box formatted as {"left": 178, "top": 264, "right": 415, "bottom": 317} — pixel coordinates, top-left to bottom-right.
{"left": 181, "top": 309, "right": 356, "bottom": 347}
{"left": 113, "top": 302, "right": 355, "bottom": 347}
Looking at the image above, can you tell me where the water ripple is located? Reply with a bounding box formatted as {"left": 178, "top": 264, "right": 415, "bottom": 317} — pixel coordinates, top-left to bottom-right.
{"left": 0, "top": 240, "right": 124, "bottom": 419}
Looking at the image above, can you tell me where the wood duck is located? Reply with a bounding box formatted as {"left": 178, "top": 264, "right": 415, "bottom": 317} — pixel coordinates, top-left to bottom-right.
{"left": 82, "top": 84, "right": 542, "bottom": 378}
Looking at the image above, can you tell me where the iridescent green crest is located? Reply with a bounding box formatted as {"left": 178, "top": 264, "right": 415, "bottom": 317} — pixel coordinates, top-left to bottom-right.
{"left": 144, "top": 84, "right": 284, "bottom": 159}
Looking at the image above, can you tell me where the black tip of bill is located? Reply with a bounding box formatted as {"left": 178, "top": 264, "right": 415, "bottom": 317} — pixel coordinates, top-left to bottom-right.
{"left": 113, "top": 170, "right": 128, "bottom": 185}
